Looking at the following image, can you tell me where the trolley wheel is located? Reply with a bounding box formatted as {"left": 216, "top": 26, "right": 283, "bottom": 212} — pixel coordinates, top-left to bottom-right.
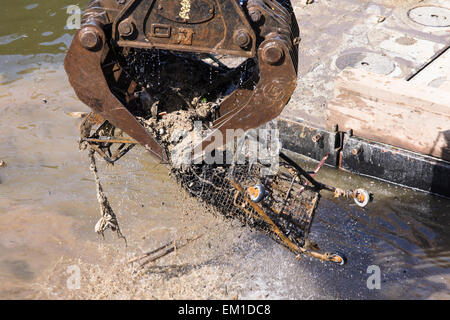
{"left": 247, "top": 184, "right": 265, "bottom": 203}
{"left": 329, "top": 252, "right": 347, "bottom": 266}
{"left": 353, "top": 188, "right": 370, "bottom": 208}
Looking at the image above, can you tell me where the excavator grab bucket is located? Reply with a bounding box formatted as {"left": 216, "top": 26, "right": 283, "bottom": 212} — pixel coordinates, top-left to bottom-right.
{"left": 65, "top": 0, "right": 299, "bottom": 162}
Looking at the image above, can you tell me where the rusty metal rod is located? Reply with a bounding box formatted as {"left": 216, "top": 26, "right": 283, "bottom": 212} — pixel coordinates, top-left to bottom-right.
{"left": 279, "top": 152, "right": 332, "bottom": 191}
{"left": 82, "top": 137, "right": 138, "bottom": 144}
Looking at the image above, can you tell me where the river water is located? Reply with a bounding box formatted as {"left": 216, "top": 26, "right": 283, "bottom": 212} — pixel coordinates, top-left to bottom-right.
{"left": 0, "top": 0, "right": 449, "bottom": 300}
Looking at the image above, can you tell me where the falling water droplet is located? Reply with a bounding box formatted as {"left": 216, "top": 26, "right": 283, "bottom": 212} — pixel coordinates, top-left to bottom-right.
{"left": 157, "top": 50, "right": 161, "bottom": 87}
{"left": 209, "top": 65, "right": 213, "bottom": 85}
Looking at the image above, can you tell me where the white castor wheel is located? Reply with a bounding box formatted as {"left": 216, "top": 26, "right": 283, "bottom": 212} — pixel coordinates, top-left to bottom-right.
{"left": 353, "top": 188, "right": 370, "bottom": 208}
{"left": 329, "top": 252, "right": 347, "bottom": 266}
{"left": 248, "top": 184, "right": 265, "bottom": 203}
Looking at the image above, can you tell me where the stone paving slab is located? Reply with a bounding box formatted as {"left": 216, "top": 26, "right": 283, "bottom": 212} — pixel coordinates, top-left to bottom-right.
{"left": 283, "top": 0, "right": 450, "bottom": 127}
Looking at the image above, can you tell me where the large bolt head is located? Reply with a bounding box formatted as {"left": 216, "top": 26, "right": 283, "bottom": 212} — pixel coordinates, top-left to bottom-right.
{"left": 79, "top": 29, "right": 101, "bottom": 50}
{"left": 118, "top": 20, "right": 134, "bottom": 37}
{"left": 249, "top": 8, "right": 262, "bottom": 22}
{"left": 233, "top": 29, "right": 252, "bottom": 48}
{"left": 261, "top": 43, "right": 284, "bottom": 65}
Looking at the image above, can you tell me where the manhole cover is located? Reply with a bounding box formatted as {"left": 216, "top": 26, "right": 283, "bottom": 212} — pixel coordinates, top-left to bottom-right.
{"left": 335, "top": 52, "right": 395, "bottom": 75}
{"left": 408, "top": 6, "right": 450, "bottom": 27}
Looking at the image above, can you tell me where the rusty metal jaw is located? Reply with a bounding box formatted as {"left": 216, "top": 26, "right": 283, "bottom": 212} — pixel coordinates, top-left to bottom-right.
{"left": 65, "top": 22, "right": 168, "bottom": 162}
{"left": 212, "top": 38, "right": 297, "bottom": 129}
{"left": 190, "top": 37, "right": 297, "bottom": 163}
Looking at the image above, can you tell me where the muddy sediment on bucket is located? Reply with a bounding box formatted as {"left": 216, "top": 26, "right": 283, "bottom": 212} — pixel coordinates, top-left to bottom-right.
{"left": 137, "top": 100, "right": 218, "bottom": 156}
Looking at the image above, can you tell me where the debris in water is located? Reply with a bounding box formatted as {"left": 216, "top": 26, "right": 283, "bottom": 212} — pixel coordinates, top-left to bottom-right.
{"left": 128, "top": 235, "right": 204, "bottom": 269}
{"left": 88, "top": 148, "right": 127, "bottom": 245}
{"left": 137, "top": 97, "right": 218, "bottom": 154}
{"left": 67, "top": 112, "right": 89, "bottom": 119}
{"left": 0, "top": 160, "right": 6, "bottom": 168}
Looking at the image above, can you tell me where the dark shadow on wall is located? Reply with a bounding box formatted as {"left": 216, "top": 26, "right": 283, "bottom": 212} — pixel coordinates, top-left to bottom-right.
{"left": 441, "top": 131, "right": 450, "bottom": 161}
{"left": 431, "top": 130, "right": 450, "bottom": 197}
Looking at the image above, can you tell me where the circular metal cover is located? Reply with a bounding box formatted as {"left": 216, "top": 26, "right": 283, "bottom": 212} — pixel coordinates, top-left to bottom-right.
{"left": 335, "top": 52, "right": 395, "bottom": 75}
{"left": 408, "top": 6, "right": 450, "bottom": 27}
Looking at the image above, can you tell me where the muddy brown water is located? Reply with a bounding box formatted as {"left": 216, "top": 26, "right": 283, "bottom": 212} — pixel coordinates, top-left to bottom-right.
{"left": 0, "top": 0, "right": 449, "bottom": 300}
